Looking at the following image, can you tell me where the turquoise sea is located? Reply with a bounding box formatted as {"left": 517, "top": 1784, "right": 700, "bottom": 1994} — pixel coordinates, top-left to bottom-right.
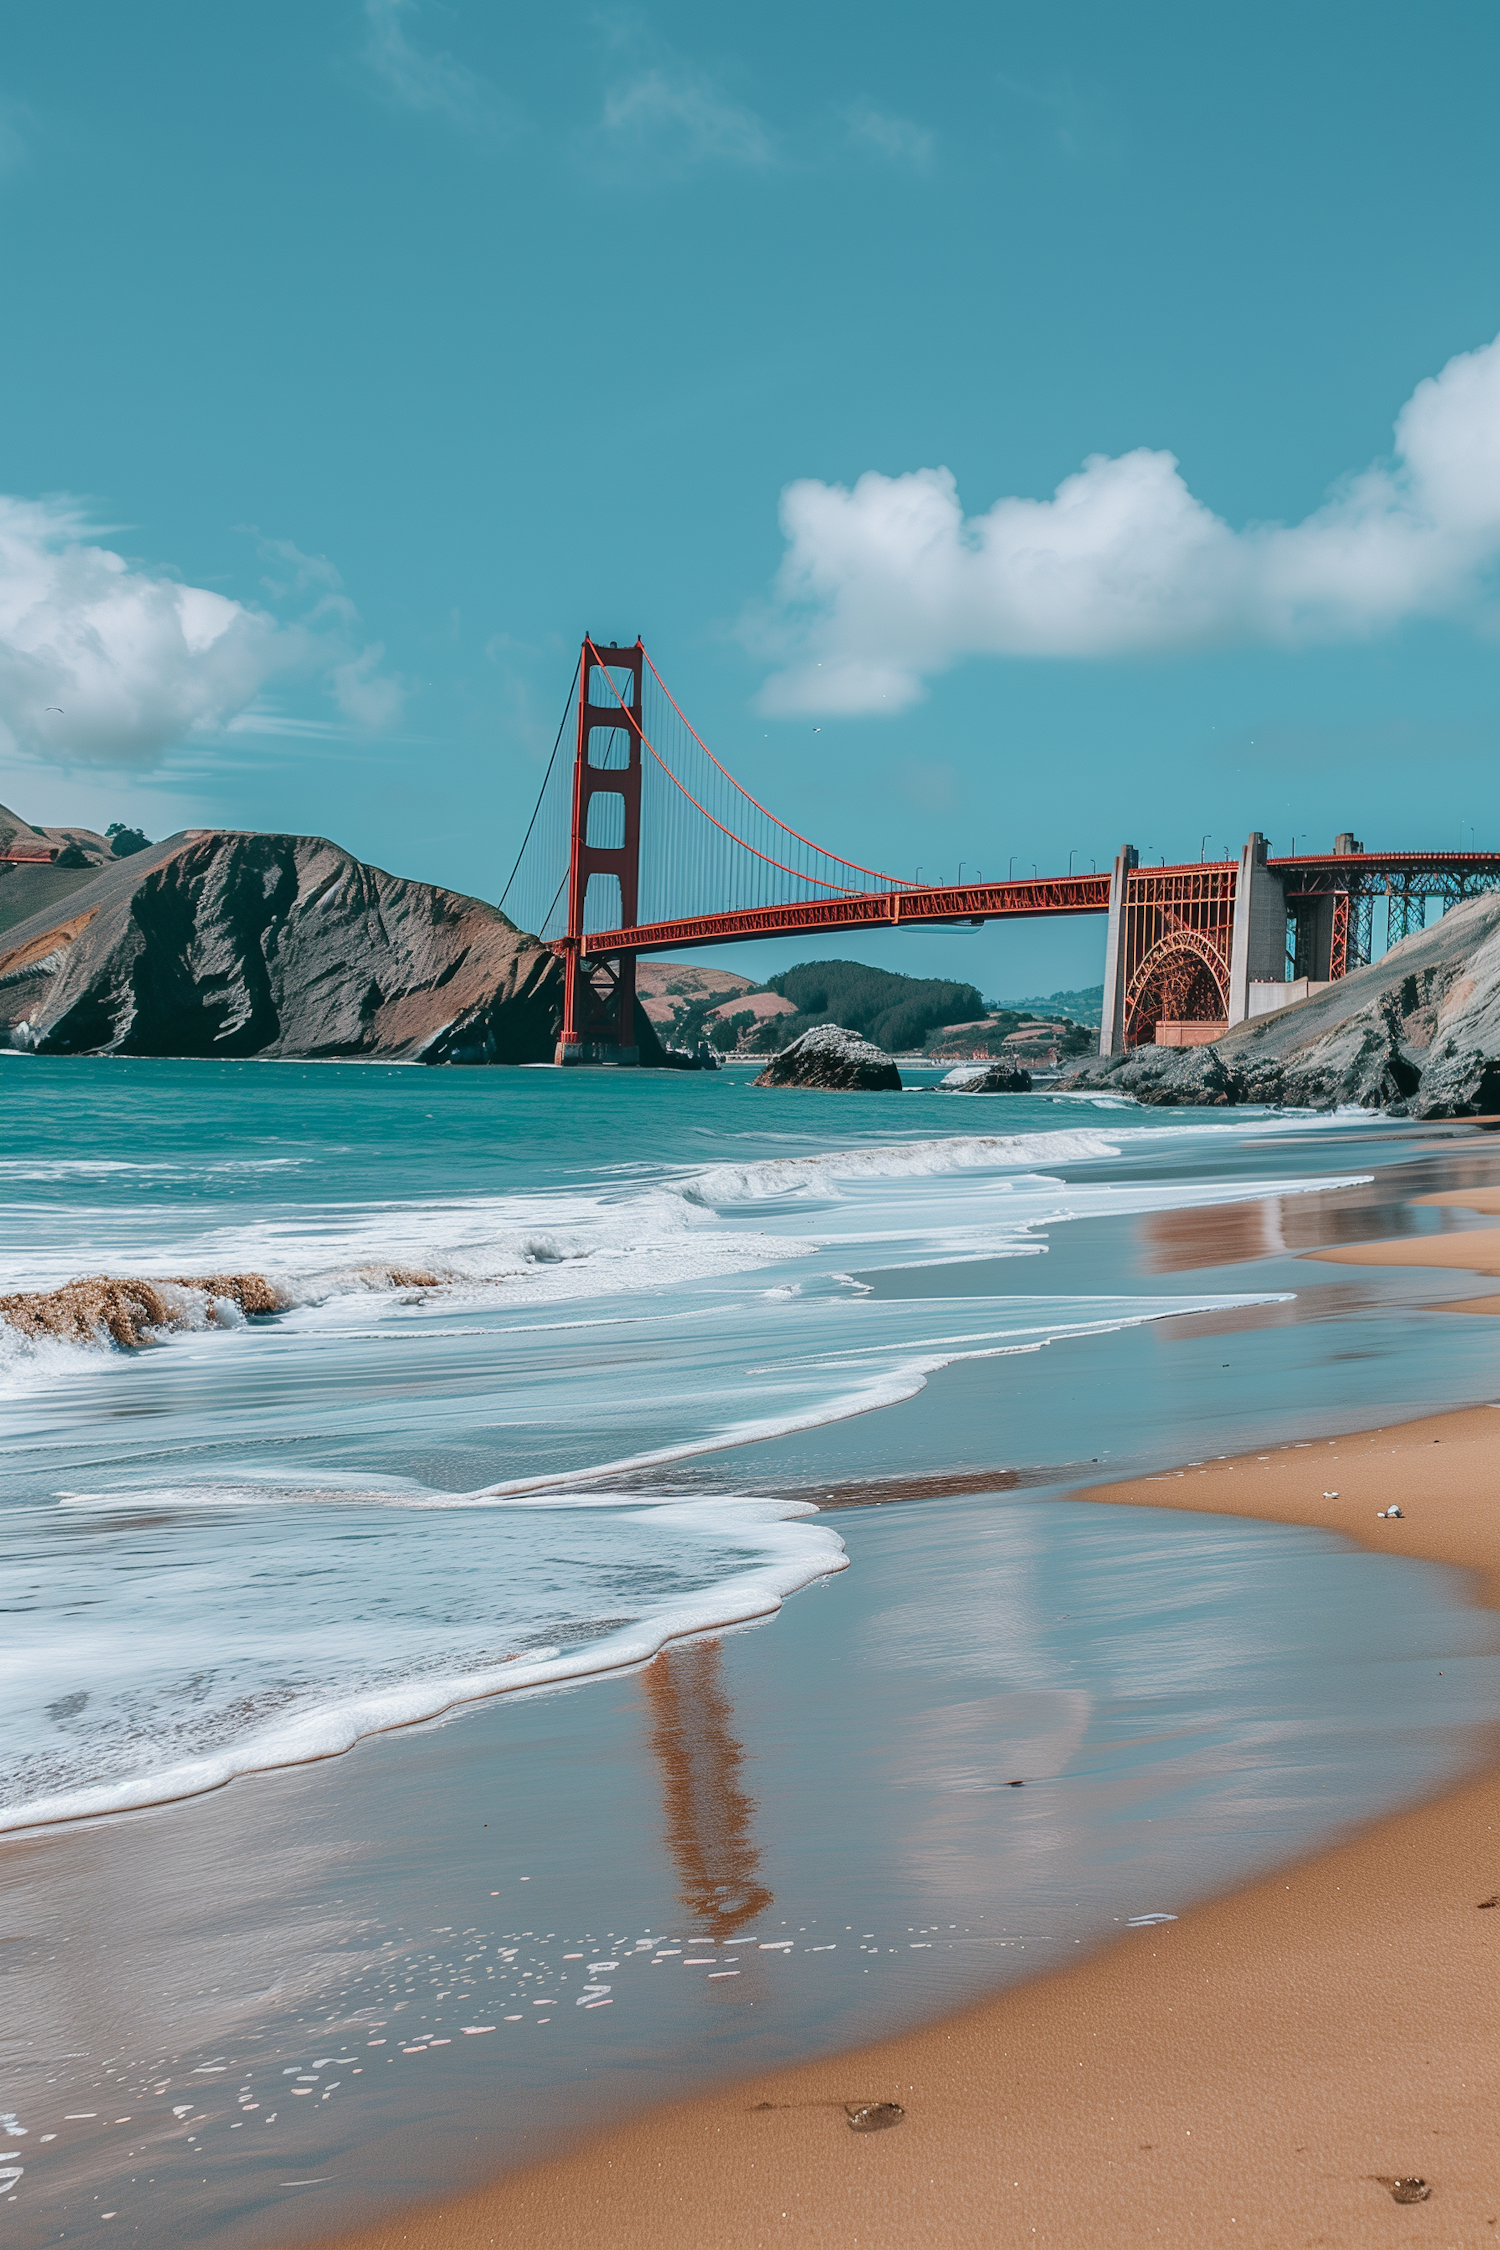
{"left": 4, "top": 1058, "right": 1500, "bottom": 2244}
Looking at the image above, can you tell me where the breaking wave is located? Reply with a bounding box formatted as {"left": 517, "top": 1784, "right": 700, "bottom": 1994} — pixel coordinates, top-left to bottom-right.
{"left": 2, "top": 1492, "right": 847, "bottom": 1832}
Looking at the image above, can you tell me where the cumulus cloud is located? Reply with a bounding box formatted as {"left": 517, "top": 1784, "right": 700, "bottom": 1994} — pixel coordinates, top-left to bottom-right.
{"left": 842, "top": 100, "right": 934, "bottom": 168}
{"left": 331, "top": 643, "right": 406, "bottom": 730}
{"left": 590, "top": 34, "right": 779, "bottom": 179}
{"left": 0, "top": 498, "right": 403, "bottom": 767}
{"left": 753, "top": 331, "right": 1500, "bottom": 714}
{"left": 360, "top": 0, "right": 498, "bottom": 131}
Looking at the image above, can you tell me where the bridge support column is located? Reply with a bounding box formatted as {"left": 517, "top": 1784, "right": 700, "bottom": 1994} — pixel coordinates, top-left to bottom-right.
{"left": 1227, "top": 832, "right": 1287, "bottom": 1026}
{"left": 1099, "top": 845, "right": 1138, "bottom": 1056}
{"left": 557, "top": 637, "right": 644, "bottom": 1065}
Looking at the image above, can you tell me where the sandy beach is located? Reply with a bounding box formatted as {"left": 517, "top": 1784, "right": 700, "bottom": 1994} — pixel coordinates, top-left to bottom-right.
{"left": 13, "top": 1096, "right": 1500, "bottom": 2250}
{"left": 307, "top": 1407, "right": 1500, "bottom": 2250}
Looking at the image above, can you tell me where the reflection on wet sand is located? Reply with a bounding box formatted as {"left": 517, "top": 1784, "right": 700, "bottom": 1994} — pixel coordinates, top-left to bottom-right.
{"left": 1139, "top": 1190, "right": 1432, "bottom": 1273}
{"left": 644, "top": 1639, "right": 773, "bottom": 1940}
{"left": 1156, "top": 1278, "right": 1462, "bottom": 1341}
{"left": 1141, "top": 1153, "right": 1500, "bottom": 1277}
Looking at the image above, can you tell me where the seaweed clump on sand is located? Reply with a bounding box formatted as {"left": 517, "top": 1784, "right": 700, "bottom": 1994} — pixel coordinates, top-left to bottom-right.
{"left": 0, "top": 1272, "right": 287, "bottom": 1349}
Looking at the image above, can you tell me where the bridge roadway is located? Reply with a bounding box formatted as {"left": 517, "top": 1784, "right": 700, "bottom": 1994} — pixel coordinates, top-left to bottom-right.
{"left": 551, "top": 849, "right": 1500, "bottom": 961}
{"left": 562, "top": 871, "right": 1108, "bottom": 956}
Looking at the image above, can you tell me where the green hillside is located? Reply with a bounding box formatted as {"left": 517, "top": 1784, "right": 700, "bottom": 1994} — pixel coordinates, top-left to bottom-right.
{"left": 750, "top": 960, "right": 987, "bottom": 1053}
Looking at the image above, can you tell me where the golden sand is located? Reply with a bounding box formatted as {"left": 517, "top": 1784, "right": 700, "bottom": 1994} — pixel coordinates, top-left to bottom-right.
{"left": 308, "top": 1409, "right": 1500, "bottom": 2250}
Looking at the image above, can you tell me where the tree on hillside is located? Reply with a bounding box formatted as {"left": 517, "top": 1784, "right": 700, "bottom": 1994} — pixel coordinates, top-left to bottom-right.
{"left": 107, "top": 823, "right": 151, "bottom": 857}
{"left": 757, "top": 960, "right": 987, "bottom": 1053}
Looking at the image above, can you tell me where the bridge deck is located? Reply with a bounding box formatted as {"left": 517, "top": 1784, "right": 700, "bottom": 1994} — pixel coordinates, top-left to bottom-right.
{"left": 552, "top": 852, "right": 1500, "bottom": 960}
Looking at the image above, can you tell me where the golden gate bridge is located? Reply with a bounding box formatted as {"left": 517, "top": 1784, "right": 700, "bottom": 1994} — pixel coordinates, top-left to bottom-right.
{"left": 499, "top": 638, "right": 1500, "bottom": 1065}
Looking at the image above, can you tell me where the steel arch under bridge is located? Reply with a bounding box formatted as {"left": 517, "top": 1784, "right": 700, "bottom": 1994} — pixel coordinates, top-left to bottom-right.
{"left": 1100, "top": 837, "right": 1500, "bottom": 1052}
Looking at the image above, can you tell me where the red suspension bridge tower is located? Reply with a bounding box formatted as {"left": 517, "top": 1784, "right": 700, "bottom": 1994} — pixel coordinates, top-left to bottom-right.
{"left": 503, "top": 635, "right": 1500, "bottom": 1067}
{"left": 556, "top": 639, "right": 645, "bottom": 1065}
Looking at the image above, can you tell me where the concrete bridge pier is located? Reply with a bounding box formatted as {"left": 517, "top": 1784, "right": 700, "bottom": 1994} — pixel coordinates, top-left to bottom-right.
{"left": 1227, "top": 832, "right": 1286, "bottom": 1026}
{"left": 1098, "top": 845, "right": 1138, "bottom": 1057}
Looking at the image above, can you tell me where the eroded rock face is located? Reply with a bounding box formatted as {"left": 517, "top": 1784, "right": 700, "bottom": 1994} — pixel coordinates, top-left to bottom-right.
{"left": 939, "top": 1061, "right": 1033, "bottom": 1093}
{"left": 0, "top": 830, "right": 566, "bottom": 1063}
{"left": 752, "top": 1023, "right": 902, "bottom": 1091}
{"left": 1066, "top": 893, "right": 1500, "bottom": 1114}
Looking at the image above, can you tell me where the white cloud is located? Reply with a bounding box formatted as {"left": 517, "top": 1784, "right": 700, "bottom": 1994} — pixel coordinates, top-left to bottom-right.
{"left": 255, "top": 533, "right": 348, "bottom": 605}
{"left": 331, "top": 643, "right": 406, "bottom": 730}
{"left": 224, "top": 707, "right": 354, "bottom": 741}
{"left": 753, "top": 331, "right": 1500, "bottom": 714}
{"left": 0, "top": 498, "right": 404, "bottom": 767}
{"left": 842, "top": 100, "right": 934, "bottom": 169}
{"left": 360, "top": 0, "right": 497, "bottom": 131}
{"left": 596, "top": 57, "right": 778, "bottom": 176}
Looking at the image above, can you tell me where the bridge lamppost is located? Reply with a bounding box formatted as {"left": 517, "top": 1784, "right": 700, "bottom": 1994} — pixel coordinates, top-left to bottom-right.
{"left": 1200, "top": 833, "right": 1211, "bottom": 862}
{"left": 1067, "top": 849, "right": 1080, "bottom": 875}
{"left": 1008, "top": 856, "right": 1017, "bottom": 878}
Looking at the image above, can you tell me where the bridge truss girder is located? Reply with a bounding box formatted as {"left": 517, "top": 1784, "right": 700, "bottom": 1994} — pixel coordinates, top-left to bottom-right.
{"left": 1283, "top": 862, "right": 1500, "bottom": 978}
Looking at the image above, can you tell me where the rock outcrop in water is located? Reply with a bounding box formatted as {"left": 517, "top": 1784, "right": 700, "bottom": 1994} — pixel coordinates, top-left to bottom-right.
{"left": 752, "top": 1023, "right": 902, "bottom": 1091}
{"left": 0, "top": 1266, "right": 450, "bottom": 1347}
{"left": 939, "top": 1060, "right": 1033, "bottom": 1093}
{"left": 1066, "top": 892, "right": 1500, "bottom": 1114}
{"left": 0, "top": 828, "right": 655, "bottom": 1065}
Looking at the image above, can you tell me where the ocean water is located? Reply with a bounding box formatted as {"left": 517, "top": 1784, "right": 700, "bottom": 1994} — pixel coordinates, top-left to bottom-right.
{"left": 6, "top": 1057, "right": 1500, "bottom": 2243}
{"left": 0, "top": 1058, "right": 1384, "bottom": 1833}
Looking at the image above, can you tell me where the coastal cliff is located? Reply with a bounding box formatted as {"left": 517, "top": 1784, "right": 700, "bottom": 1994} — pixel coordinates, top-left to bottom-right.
{"left": 0, "top": 829, "right": 583, "bottom": 1064}
{"left": 1068, "top": 891, "right": 1500, "bottom": 1113}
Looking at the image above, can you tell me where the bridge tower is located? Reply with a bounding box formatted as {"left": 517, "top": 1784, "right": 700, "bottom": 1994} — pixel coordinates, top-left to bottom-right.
{"left": 556, "top": 637, "right": 643, "bottom": 1066}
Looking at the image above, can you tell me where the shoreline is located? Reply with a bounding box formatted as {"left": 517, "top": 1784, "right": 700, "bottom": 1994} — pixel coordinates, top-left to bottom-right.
{"left": 308, "top": 1398, "right": 1500, "bottom": 2250}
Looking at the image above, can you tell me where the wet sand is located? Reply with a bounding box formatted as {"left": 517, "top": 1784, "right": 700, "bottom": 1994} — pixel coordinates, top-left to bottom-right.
{"left": 307, "top": 1401, "right": 1500, "bottom": 2250}
{"left": 1308, "top": 1184, "right": 1500, "bottom": 1314}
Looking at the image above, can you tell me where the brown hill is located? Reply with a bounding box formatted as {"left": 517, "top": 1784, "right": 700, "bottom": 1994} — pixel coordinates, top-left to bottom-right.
{"left": 0, "top": 799, "right": 128, "bottom": 936}
{"left": 0, "top": 829, "right": 575, "bottom": 1063}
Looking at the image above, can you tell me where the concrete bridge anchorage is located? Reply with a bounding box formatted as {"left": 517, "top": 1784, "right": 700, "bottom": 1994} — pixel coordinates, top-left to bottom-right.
{"left": 1098, "top": 832, "right": 1500, "bottom": 1055}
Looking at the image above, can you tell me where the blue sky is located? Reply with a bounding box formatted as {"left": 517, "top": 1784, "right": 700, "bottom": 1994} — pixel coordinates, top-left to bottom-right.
{"left": 2, "top": 0, "right": 1498, "bottom": 997}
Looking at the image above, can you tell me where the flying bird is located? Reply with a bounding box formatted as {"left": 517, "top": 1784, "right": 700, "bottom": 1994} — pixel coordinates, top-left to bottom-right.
{"left": 45, "top": 706, "right": 64, "bottom": 713}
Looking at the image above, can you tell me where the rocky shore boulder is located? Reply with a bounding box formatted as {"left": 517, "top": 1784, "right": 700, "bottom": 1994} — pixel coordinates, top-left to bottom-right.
{"left": 752, "top": 1023, "right": 902, "bottom": 1091}
{"left": 0, "top": 829, "right": 575, "bottom": 1063}
{"left": 939, "top": 1060, "right": 1033, "bottom": 1093}
{"left": 1065, "top": 892, "right": 1500, "bottom": 1115}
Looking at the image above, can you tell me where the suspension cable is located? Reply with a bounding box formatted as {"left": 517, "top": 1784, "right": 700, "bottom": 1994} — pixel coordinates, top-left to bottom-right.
{"left": 583, "top": 641, "right": 874, "bottom": 901}
{"left": 498, "top": 656, "right": 579, "bottom": 913}
{"left": 640, "top": 645, "right": 903, "bottom": 887}
{"left": 539, "top": 867, "right": 568, "bottom": 938}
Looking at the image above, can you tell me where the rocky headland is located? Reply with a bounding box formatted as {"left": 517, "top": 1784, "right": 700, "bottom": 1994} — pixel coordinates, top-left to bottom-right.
{"left": 1066, "top": 891, "right": 1500, "bottom": 1113}
{"left": 752, "top": 1023, "right": 902, "bottom": 1091}
{"left": 0, "top": 828, "right": 671, "bottom": 1065}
